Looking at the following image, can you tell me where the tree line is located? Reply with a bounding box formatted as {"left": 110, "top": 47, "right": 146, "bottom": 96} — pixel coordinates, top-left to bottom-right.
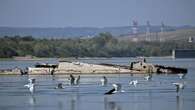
{"left": 0, "top": 33, "right": 195, "bottom": 58}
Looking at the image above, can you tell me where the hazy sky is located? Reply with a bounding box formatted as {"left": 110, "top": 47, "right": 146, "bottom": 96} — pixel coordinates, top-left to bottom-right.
{"left": 0, "top": 0, "right": 195, "bottom": 27}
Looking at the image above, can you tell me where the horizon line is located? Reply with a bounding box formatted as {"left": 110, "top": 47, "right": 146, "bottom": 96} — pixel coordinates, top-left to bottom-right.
{"left": 0, "top": 24, "right": 194, "bottom": 28}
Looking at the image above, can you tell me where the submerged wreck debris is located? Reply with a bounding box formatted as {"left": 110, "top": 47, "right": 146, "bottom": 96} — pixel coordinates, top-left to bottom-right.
{"left": 0, "top": 59, "right": 188, "bottom": 75}
{"left": 128, "top": 59, "right": 187, "bottom": 74}
{"left": 155, "top": 65, "right": 187, "bottom": 74}
{"left": 0, "top": 67, "right": 21, "bottom": 75}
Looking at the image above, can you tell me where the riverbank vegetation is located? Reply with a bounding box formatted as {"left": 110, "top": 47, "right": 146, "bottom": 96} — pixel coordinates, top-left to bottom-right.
{"left": 0, "top": 33, "right": 195, "bottom": 58}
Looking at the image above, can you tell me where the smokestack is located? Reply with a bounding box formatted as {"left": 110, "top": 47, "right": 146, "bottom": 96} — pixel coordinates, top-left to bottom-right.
{"left": 132, "top": 20, "right": 138, "bottom": 35}
{"left": 146, "top": 21, "right": 151, "bottom": 41}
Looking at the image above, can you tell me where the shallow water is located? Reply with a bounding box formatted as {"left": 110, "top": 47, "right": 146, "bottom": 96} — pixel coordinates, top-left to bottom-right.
{"left": 0, "top": 58, "right": 195, "bottom": 110}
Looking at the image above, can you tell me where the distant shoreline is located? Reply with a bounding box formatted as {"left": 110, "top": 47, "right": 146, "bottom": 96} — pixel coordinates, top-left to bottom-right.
{"left": 0, "top": 56, "right": 173, "bottom": 61}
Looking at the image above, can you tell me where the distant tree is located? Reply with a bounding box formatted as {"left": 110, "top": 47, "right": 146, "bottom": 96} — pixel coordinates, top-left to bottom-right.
{"left": 0, "top": 35, "right": 195, "bottom": 58}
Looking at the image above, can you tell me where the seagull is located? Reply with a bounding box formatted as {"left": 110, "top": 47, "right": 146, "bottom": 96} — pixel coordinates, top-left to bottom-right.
{"left": 24, "top": 78, "right": 36, "bottom": 94}
{"left": 29, "top": 78, "right": 36, "bottom": 84}
{"left": 172, "top": 82, "right": 185, "bottom": 93}
{"left": 105, "top": 84, "right": 124, "bottom": 95}
{"left": 177, "top": 73, "right": 185, "bottom": 79}
{"left": 100, "top": 76, "right": 108, "bottom": 86}
{"left": 144, "top": 74, "right": 152, "bottom": 81}
{"left": 24, "top": 83, "right": 35, "bottom": 94}
{"left": 129, "top": 80, "right": 138, "bottom": 87}
{"left": 55, "top": 83, "right": 64, "bottom": 89}
{"left": 69, "top": 74, "right": 75, "bottom": 85}
{"left": 74, "top": 75, "right": 80, "bottom": 85}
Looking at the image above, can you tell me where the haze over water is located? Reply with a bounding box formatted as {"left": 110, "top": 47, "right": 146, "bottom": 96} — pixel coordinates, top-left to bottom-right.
{"left": 0, "top": 57, "right": 195, "bottom": 110}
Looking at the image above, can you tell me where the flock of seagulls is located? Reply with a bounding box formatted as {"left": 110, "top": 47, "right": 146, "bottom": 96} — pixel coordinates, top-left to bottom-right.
{"left": 24, "top": 73, "right": 186, "bottom": 95}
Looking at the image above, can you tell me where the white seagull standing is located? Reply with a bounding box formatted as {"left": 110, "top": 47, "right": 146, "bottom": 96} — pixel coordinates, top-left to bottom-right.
{"left": 74, "top": 75, "right": 80, "bottom": 85}
{"left": 100, "top": 76, "right": 108, "bottom": 86}
{"left": 144, "top": 74, "right": 152, "bottom": 81}
{"left": 172, "top": 82, "right": 185, "bottom": 93}
{"left": 69, "top": 74, "right": 75, "bottom": 86}
{"left": 24, "top": 83, "right": 35, "bottom": 94}
{"left": 177, "top": 73, "right": 185, "bottom": 79}
{"left": 129, "top": 80, "right": 138, "bottom": 87}
{"left": 24, "top": 78, "right": 36, "bottom": 94}
{"left": 29, "top": 78, "right": 36, "bottom": 84}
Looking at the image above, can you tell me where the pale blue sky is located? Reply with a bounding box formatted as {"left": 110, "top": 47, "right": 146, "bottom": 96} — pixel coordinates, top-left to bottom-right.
{"left": 0, "top": 0, "right": 195, "bottom": 27}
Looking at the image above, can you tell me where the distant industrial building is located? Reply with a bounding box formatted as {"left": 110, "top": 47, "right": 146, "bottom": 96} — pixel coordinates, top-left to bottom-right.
{"left": 188, "top": 36, "right": 194, "bottom": 43}
{"left": 172, "top": 49, "right": 195, "bottom": 58}
{"left": 160, "top": 22, "right": 165, "bottom": 42}
{"left": 132, "top": 20, "right": 138, "bottom": 36}
{"left": 145, "top": 21, "right": 151, "bottom": 41}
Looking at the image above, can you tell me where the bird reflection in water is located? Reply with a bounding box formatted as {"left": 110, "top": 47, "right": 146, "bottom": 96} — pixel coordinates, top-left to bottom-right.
{"left": 176, "top": 96, "right": 183, "bottom": 110}
{"left": 29, "top": 95, "right": 36, "bottom": 106}
{"left": 69, "top": 93, "right": 80, "bottom": 110}
{"left": 57, "top": 99, "right": 64, "bottom": 110}
{"left": 104, "top": 97, "right": 122, "bottom": 110}
{"left": 56, "top": 94, "right": 79, "bottom": 110}
{"left": 52, "top": 75, "right": 56, "bottom": 81}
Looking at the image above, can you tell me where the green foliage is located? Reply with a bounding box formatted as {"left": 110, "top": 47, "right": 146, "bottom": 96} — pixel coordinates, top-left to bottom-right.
{"left": 0, "top": 34, "right": 195, "bottom": 58}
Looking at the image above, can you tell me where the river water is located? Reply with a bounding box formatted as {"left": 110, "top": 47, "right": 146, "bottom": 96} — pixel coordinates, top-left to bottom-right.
{"left": 0, "top": 57, "right": 195, "bottom": 110}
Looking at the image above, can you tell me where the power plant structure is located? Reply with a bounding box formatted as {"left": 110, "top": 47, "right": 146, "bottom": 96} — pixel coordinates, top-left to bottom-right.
{"left": 132, "top": 20, "right": 138, "bottom": 36}
{"left": 145, "top": 21, "right": 151, "bottom": 41}
{"left": 160, "top": 22, "right": 165, "bottom": 42}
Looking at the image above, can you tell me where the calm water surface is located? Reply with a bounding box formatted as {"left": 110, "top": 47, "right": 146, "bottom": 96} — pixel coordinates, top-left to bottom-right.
{"left": 0, "top": 58, "right": 195, "bottom": 110}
